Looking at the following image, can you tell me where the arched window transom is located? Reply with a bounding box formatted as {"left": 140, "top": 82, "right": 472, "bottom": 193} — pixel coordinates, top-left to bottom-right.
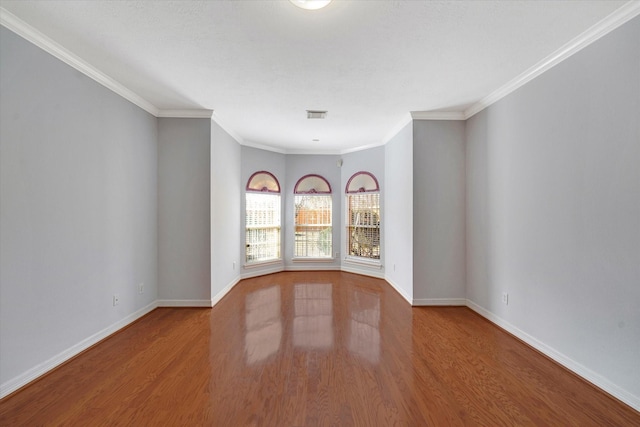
{"left": 346, "top": 171, "right": 380, "bottom": 260}
{"left": 294, "top": 174, "right": 331, "bottom": 194}
{"left": 247, "top": 171, "right": 280, "bottom": 193}
{"left": 346, "top": 171, "right": 379, "bottom": 193}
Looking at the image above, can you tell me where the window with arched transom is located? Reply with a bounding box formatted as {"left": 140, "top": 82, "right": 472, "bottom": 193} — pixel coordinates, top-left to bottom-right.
{"left": 245, "top": 171, "right": 281, "bottom": 263}
{"left": 346, "top": 171, "right": 380, "bottom": 260}
{"left": 293, "top": 174, "right": 332, "bottom": 258}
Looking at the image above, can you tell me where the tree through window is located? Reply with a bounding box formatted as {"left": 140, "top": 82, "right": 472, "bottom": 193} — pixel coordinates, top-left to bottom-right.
{"left": 294, "top": 174, "right": 332, "bottom": 258}
{"left": 346, "top": 171, "right": 380, "bottom": 260}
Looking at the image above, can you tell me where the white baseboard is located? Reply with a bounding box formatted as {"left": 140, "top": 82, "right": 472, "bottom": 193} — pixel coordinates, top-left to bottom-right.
{"left": 241, "top": 264, "right": 284, "bottom": 279}
{"left": 465, "top": 299, "right": 640, "bottom": 412}
{"left": 1, "top": 279, "right": 243, "bottom": 399}
{"left": 341, "top": 264, "right": 385, "bottom": 279}
{"left": 6, "top": 277, "right": 636, "bottom": 413}
{"left": 383, "top": 275, "right": 412, "bottom": 305}
{"left": 0, "top": 301, "right": 158, "bottom": 399}
{"left": 211, "top": 276, "right": 241, "bottom": 307}
{"left": 285, "top": 265, "right": 341, "bottom": 271}
{"left": 413, "top": 298, "right": 466, "bottom": 306}
{"left": 157, "top": 299, "right": 213, "bottom": 307}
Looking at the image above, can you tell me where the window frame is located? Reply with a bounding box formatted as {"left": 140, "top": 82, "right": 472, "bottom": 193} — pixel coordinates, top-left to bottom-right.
{"left": 345, "top": 171, "right": 381, "bottom": 265}
{"left": 245, "top": 171, "right": 282, "bottom": 266}
{"left": 293, "top": 174, "right": 334, "bottom": 260}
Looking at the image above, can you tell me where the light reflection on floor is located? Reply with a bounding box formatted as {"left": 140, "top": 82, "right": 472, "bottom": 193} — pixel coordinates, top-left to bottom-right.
{"left": 244, "top": 285, "right": 282, "bottom": 364}
{"left": 348, "top": 289, "right": 380, "bottom": 363}
{"left": 293, "top": 283, "right": 333, "bottom": 349}
{"left": 243, "top": 281, "right": 381, "bottom": 364}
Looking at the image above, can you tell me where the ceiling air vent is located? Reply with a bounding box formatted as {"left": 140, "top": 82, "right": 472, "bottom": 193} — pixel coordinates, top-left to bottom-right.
{"left": 306, "top": 110, "right": 327, "bottom": 119}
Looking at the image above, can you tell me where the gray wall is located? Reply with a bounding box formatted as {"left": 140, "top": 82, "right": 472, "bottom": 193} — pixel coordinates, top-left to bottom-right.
{"left": 0, "top": 28, "right": 158, "bottom": 386}
{"left": 340, "top": 146, "right": 385, "bottom": 276}
{"left": 240, "top": 146, "right": 386, "bottom": 277}
{"left": 211, "top": 120, "right": 241, "bottom": 295}
{"left": 284, "top": 154, "right": 342, "bottom": 269}
{"left": 413, "top": 121, "right": 466, "bottom": 303}
{"left": 466, "top": 17, "right": 640, "bottom": 399}
{"left": 3, "top": 10, "right": 638, "bottom": 410}
{"left": 158, "top": 118, "right": 211, "bottom": 303}
{"left": 384, "top": 123, "right": 414, "bottom": 302}
{"left": 240, "top": 146, "right": 286, "bottom": 277}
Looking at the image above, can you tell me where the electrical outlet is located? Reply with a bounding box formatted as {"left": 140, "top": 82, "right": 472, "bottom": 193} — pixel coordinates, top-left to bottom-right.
{"left": 138, "top": 283, "right": 144, "bottom": 294}
{"left": 334, "top": 252, "right": 339, "bottom": 258}
{"left": 113, "top": 294, "right": 120, "bottom": 306}
{"left": 393, "top": 264, "right": 396, "bottom": 271}
{"left": 502, "top": 292, "right": 509, "bottom": 305}
{"left": 233, "top": 261, "right": 236, "bottom": 270}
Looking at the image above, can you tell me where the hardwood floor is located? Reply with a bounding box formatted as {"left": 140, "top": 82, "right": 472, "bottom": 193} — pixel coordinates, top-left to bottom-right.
{"left": 1, "top": 271, "right": 638, "bottom": 426}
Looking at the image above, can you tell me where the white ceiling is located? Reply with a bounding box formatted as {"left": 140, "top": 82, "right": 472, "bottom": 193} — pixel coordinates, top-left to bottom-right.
{"left": 0, "top": 1, "right": 634, "bottom": 153}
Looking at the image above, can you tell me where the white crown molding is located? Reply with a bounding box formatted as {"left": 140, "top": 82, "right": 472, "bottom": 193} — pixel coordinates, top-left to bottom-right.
{"left": 4, "top": 3, "right": 639, "bottom": 153}
{"left": 283, "top": 147, "right": 343, "bottom": 155}
{"left": 240, "top": 139, "right": 287, "bottom": 154}
{"left": 464, "top": 1, "right": 640, "bottom": 119}
{"left": 338, "top": 140, "right": 387, "bottom": 155}
{"left": 211, "top": 112, "right": 245, "bottom": 145}
{"left": 158, "top": 109, "right": 214, "bottom": 119}
{"left": 381, "top": 113, "right": 413, "bottom": 146}
{"left": 240, "top": 140, "right": 387, "bottom": 156}
{"left": 0, "top": 8, "right": 160, "bottom": 117}
{"left": 1, "top": 8, "right": 218, "bottom": 121}
{"left": 411, "top": 111, "right": 466, "bottom": 121}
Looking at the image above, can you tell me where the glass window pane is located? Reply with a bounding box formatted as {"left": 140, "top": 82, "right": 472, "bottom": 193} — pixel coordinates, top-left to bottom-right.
{"left": 294, "top": 195, "right": 332, "bottom": 258}
{"left": 246, "top": 193, "right": 281, "bottom": 262}
{"left": 347, "top": 193, "right": 380, "bottom": 259}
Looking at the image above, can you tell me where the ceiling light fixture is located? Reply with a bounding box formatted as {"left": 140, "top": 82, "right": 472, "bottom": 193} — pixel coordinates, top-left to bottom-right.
{"left": 307, "top": 110, "right": 327, "bottom": 119}
{"left": 289, "top": 0, "right": 332, "bottom": 11}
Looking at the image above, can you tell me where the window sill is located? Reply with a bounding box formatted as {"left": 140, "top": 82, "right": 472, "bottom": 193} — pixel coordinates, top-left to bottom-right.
{"left": 244, "top": 259, "right": 283, "bottom": 269}
{"left": 343, "top": 257, "right": 382, "bottom": 269}
{"left": 291, "top": 257, "right": 335, "bottom": 263}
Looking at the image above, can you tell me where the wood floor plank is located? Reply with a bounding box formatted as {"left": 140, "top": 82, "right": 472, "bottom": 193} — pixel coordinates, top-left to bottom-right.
{"left": 1, "top": 271, "right": 638, "bottom": 426}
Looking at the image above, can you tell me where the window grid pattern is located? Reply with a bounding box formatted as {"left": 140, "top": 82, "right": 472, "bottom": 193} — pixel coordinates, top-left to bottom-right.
{"left": 294, "top": 195, "right": 332, "bottom": 258}
{"left": 347, "top": 193, "right": 380, "bottom": 259}
{"left": 246, "top": 193, "right": 281, "bottom": 263}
